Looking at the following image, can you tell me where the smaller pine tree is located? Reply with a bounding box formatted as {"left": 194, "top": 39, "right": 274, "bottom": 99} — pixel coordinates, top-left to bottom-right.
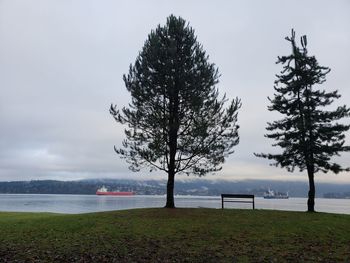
{"left": 256, "top": 29, "right": 350, "bottom": 212}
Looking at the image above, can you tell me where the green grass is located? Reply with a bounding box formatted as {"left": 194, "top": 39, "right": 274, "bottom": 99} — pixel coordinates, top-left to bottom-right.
{"left": 1, "top": 209, "right": 349, "bottom": 262}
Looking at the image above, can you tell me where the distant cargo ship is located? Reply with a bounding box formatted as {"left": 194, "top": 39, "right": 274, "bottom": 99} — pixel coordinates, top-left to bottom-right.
{"left": 264, "top": 189, "right": 289, "bottom": 199}
{"left": 96, "top": 186, "right": 134, "bottom": 196}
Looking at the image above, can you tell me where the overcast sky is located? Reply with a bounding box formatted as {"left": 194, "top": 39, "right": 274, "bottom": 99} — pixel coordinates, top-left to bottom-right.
{"left": 0, "top": 0, "right": 349, "bottom": 183}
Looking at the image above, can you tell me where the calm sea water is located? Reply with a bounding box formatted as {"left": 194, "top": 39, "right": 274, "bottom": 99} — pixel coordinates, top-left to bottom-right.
{"left": 0, "top": 194, "right": 349, "bottom": 215}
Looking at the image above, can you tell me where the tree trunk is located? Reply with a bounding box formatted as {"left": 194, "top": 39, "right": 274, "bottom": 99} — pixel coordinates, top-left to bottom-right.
{"left": 307, "top": 166, "right": 315, "bottom": 212}
{"left": 165, "top": 107, "right": 177, "bottom": 208}
{"left": 165, "top": 135, "right": 176, "bottom": 208}
{"left": 165, "top": 170, "right": 175, "bottom": 208}
{"left": 165, "top": 81, "right": 179, "bottom": 208}
{"left": 165, "top": 116, "right": 177, "bottom": 208}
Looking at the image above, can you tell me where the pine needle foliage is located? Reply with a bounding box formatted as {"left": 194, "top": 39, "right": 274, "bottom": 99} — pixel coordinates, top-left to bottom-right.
{"left": 256, "top": 29, "right": 350, "bottom": 212}
{"left": 110, "top": 15, "right": 241, "bottom": 207}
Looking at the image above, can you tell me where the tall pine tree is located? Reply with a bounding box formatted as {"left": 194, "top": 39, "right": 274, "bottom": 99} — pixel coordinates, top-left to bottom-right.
{"left": 256, "top": 29, "right": 350, "bottom": 212}
{"left": 110, "top": 15, "right": 241, "bottom": 208}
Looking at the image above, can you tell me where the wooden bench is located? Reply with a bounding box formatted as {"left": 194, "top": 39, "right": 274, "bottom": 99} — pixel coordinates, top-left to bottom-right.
{"left": 221, "top": 194, "right": 255, "bottom": 210}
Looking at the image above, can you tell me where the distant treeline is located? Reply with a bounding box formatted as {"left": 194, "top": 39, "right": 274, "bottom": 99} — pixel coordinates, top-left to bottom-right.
{"left": 0, "top": 180, "right": 99, "bottom": 195}
{"left": 323, "top": 192, "right": 350, "bottom": 199}
{"left": 0, "top": 180, "right": 164, "bottom": 195}
{"left": 0, "top": 179, "right": 350, "bottom": 198}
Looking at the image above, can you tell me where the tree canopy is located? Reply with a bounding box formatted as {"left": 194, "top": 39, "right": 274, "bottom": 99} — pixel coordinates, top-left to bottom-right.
{"left": 110, "top": 15, "right": 241, "bottom": 208}
{"left": 256, "top": 29, "right": 350, "bottom": 212}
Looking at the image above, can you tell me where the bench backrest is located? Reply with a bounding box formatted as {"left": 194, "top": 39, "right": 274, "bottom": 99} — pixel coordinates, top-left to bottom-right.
{"left": 221, "top": 194, "right": 255, "bottom": 209}
{"left": 221, "top": 194, "right": 254, "bottom": 199}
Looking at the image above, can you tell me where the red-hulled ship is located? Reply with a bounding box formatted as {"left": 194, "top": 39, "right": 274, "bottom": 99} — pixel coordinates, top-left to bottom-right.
{"left": 96, "top": 186, "right": 134, "bottom": 196}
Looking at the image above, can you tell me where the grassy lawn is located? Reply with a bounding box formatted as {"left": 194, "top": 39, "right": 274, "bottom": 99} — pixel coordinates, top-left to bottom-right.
{"left": 0, "top": 208, "right": 349, "bottom": 262}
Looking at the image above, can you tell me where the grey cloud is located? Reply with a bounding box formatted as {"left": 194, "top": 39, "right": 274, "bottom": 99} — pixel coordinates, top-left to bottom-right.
{"left": 0, "top": 0, "right": 349, "bottom": 182}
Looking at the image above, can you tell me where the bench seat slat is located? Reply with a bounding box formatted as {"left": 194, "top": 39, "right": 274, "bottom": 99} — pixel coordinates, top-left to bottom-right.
{"left": 222, "top": 200, "right": 254, "bottom": 203}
